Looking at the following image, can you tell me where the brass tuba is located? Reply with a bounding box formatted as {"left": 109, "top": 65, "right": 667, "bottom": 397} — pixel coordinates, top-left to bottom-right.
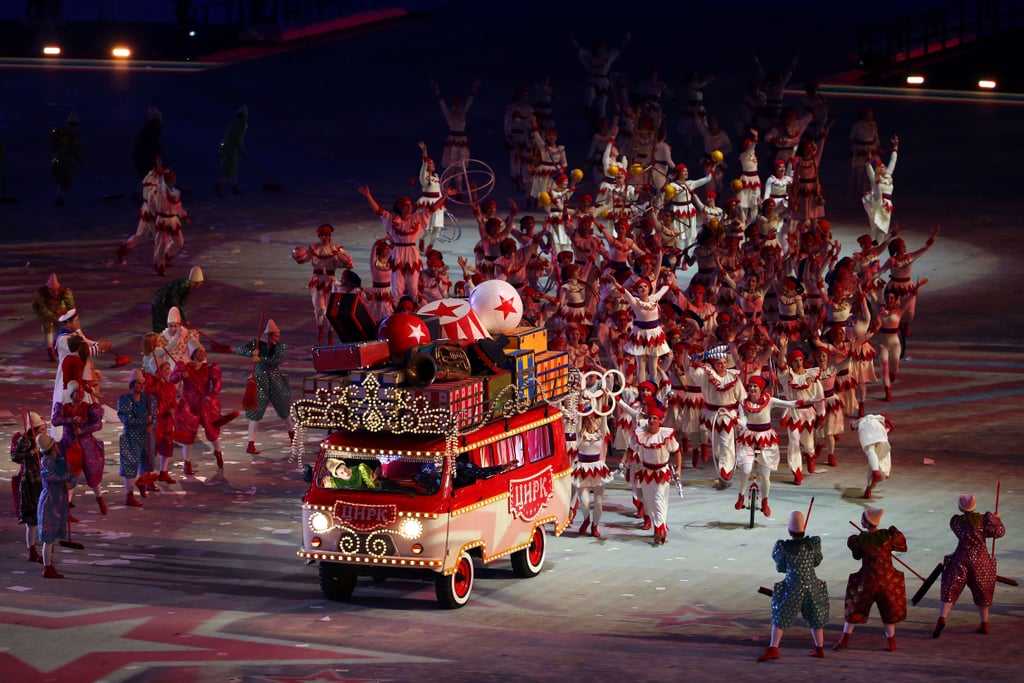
{"left": 407, "top": 344, "right": 472, "bottom": 387}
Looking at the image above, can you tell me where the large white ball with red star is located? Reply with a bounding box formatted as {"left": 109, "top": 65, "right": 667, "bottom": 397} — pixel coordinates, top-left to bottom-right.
{"left": 469, "top": 279, "right": 523, "bottom": 334}
{"left": 377, "top": 312, "right": 431, "bottom": 361}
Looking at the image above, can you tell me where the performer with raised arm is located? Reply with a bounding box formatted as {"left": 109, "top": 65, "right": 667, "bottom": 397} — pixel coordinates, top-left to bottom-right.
{"left": 625, "top": 396, "right": 681, "bottom": 545}
{"left": 736, "top": 376, "right": 799, "bottom": 517}
{"left": 291, "top": 224, "right": 354, "bottom": 345}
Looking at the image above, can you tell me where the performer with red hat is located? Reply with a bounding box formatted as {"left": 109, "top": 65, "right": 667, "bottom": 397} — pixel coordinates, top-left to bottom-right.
{"left": 736, "top": 132, "right": 762, "bottom": 227}
{"left": 777, "top": 340, "right": 824, "bottom": 485}
{"left": 51, "top": 380, "right": 107, "bottom": 514}
{"left": 291, "top": 223, "right": 354, "bottom": 345}
{"left": 152, "top": 169, "right": 189, "bottom": 276}
{"left": 757, "top": 509, "right": 829, "bottom": 661}
{"left": 625, "top": 396, "right": 681, "bottom": 545}
{"left": 691, "top": 345, "right": 747, "bottom": 485}
{"left": 933, "top": 493, "right": 1006, "bottom": 638}
{"left": 664, "top": 343, "right": 707, "bottom": 469}
{"left": 736, "top": 375, "right": 799, "bottom": 517}
{"left": 833, "top": 508, "right": 908, "bottom": 652}
{"left": 614, "top": 276, "right": 672, "bottom": 386}
{"left": 169, "top": 342, "right": 237, "bottom": 476}
{"left": 528, "top": 124, "right": 567, "bottom": 210}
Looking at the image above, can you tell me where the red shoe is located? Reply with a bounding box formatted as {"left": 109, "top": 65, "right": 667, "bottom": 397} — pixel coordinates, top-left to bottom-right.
{"left": 67, "top": 512, "right": 80, "bottom": 523}
{"left": 808, "top": 646, "right": 824, "bottom": 658}
{"left": 145, "top": 483, "right": 160, "bottom": 492}
{"left": 691, "top": 449, "right": 699, "bottom": 469}
{"left": 858, "top": 403, "right": 866, "bottom": 418}
{"left": 246, "top": 441, "right": 260, "bottom": 455}
{"left": 97, "top": 496, "right": 108, "bottom": 515}
{"left": 42, "top": 565, "right": 65, "bottom": 579}
{"left": 47, "top": 347, "right": 58, "bottom": 363}
{"left": 115, "top": 243, "right": 128, "bottom": 265}
{"left": 590, "top": 525, "right": 601, "bottom": 538}
{"left": 871, "top": 470, "right": 884, "bottom": 486}
{"left": 183, "top": 460, "right": 195, "bottom": 476}
{"left": 884, "top": 386, "right": 892, "bottom": 402}
{"left": 214, "top": 450, "right": 224, "bottom": 469}
{"left": 641, "top": 516, "right": 652, "bottom": 531}
{"left": 137, "top": 472, "right": 159, "bottom": 485}
{"left": 977, "top": 622, "right": 989, "bottom": 635}
{"left": 633, "top": 498, "right": 644, "bottom": 519}
{"left": 828, "top": 454, "right": 838, "bottom": 467}
{"left": 832, "top": 633, "right": 851, "bottom": 651}
{"left": 757, "top": 646, "right": 779, "bottom": 662}
{"left": 793, "top": 469, "right": 803, "bottom": 485}
{"left": 288, "top": 430, "right": 295, "bottom": 442}
{"left": 136, "top": 481, "right": 148, "bottom": 499}
{"left": 761, "top": 498, "right": 771, "bottom": 517}
{"left": 28, "top": 546, "right": 42, "bottom": 564}
{"left": 578, "top": 519, "right": 590, "bottom": 535}
{"left": 701, "top": 444, "right": 710, "bottom": 462}
{"left": 158, "top": 471, "right": 176, "bottom": 484}
{"left": 734, "top": 494, "right": 745, "bottom": 510}
{"left": 806, "top": 454, "right": 816, "bottom": 473}
{"left": 864, "top": 486, "right": 873, "bottom": 499}
{"left": 887, "top": 636, "right": 897, "bottom": 651}
{"left": 125, "top": 492, "right": 143, "bottom": 507}
{"left": 719, "top": 467, "right": 732, "bottom": 481}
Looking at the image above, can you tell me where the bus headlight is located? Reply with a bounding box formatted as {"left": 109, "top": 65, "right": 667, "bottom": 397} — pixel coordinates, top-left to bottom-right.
{"left": 309, "top": 511, "right": 333, "bottom": 533}
{"left": 398, "top": 518, "right": 423, "bottom": 539}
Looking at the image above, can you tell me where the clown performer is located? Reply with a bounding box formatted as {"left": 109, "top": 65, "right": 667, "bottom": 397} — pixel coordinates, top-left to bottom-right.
{"left": 151, "top": 266, "right": 204, "bottom": 334}
{"left": 31, "top": 273, "right": 75, "bottom": 362}
{"left": 664, "top": 343, "right": 707, "bottom": 469}
{"left": 365, "top": 238, "right": 395, "bottom": 323}
{"left": 791, "top": 137, "right": 827, "bottom": 225}
{"left": 932, "top": 493, "right": 1006, "bottom": 638}
{"left": 145, "top": 359, "right": 180, "bottom": 484}
{"left": 735, "top": 132, "right": 762, "bottom": 226}
{"left": 850, "top": 413, "right": 894, "bottom": 500}
{"left": 50, "top": 309, "right": 113, "bottom": 437}
{"left": 756, "top": 509, "right": 829, "bottom": 662}
{"left": 664, "top": 162, "right": 714, "bottom": 249}
{"left": 614, "top": 379, "right": 659, "bottom": 521}
{"left": 429, "top": 80, "right": 479, "bottom": 198}
{"left": 169, "top": 342, "right": 238, "bottom": 476}
{"left": 117, "top": 369, "right": 158, "bottom": 506}
{"left": 159, "top": 306, "right": 200, "bottom": 366}
{"left": 833, "top": 508, "right": 908, "bottom": 653}
{"left": 51, "top": 380, "right": 107, "bottom": 514}
{"left": 810, "top": 342, "right": 846, "bottom": 467}
{"left": 358, "top": 185, "right": 451, "bottom": 303}
{"left": 863, "top": 135, "right": 898, "bottom": 242}
{"left": 503, "top": 87, "right": 534, "bottom": 192}
{"left": 235, "top": 319, "right": 293, "bottom": 455}
{"left": 594, "top": 131, "right": 628, "bottom": 212}
{"left": 614, "top": 276, "right": 671, "bottom": 386}
{"left": 570, "top": 32, "right": 630, "bottom": 123}
{"left": 291, "top": 223, "right": 354, "bottom": 345}
{"left": 691, "top": 345, "right": 747, "bottom": 486}
{"left": 116, "top": 162, "right": 162, "bottom": 265}
{"left": 152, "top": 169, "right": 190, "bottom": 276}
{"left": 35, "top": 433, "right": 75, "bottom": 579}
{"left": 736, "top": 375, "right": 800, "bottom": 518}
{"left": 414, "top": 141, "right": 446, "bottom": 251}
{"left": 763, "top": 159, "right": 793, "bottom": 221}
{"left": 570, "top": 408, "right": 614, "bottom": 538}
{"left": 777, "top": 343, "right": 824, "bottom": 485}
{"left": 626, "top": 396, "right": 681, "bottom": 545}
{"left": 880, "top": 226, "right": 938, "bottom": 357}
{"left": 876, "top": 281, "right": 927, "bottom": 402}
{"left": 11, "top": 411, "right": 47, "bottom": 563}
{"left": 528, "top": 124, "right": 568, "bottom": 210}
{"left": 543, "top": 172, "right": 577, "bottom": 256}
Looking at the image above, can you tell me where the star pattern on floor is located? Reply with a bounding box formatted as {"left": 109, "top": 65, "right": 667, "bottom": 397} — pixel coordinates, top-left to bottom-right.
{"left": 631, "top": 602, "right": 757, "bottom": 630}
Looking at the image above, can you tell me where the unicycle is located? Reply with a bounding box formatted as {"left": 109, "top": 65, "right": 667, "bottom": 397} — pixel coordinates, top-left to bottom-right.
{"left": 747, "top": 478, "right": 759, "bottom": 529}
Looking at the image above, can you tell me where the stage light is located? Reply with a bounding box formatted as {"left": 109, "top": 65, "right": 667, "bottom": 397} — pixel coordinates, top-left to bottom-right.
{"left": 906, "top": 75, "right": 924, "bottom": 85}
{"left": 111, "top": 46, "right": 132, "bottom": 58}
{"left": 978, "top": 79, "right": 997, "bottom": 89}
{"left": 189, "top": 30, "right": 197, "bottom": 37}
{"left": 43, "top": 46, "right": 61, "bottom": 56}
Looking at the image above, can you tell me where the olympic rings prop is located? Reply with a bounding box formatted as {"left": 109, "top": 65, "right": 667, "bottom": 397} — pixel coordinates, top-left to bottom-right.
{"left": 580, "top": 368, "right": 626, "bottom": 416}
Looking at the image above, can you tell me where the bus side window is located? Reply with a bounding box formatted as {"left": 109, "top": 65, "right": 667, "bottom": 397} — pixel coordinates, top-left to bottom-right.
{"left": 526, "top": 425, "right": 554, "bottom": 463}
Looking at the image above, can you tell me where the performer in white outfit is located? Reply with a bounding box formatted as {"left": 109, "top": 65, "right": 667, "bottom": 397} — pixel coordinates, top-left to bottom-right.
{"left": 691, "top": 346, "right": 747, "bottom": 485}
{"left": 850, "top": 413, "right": 894, "bottom": 499}
{"left": 625, "top": 397, "right": 681, "bottom": 545}
{"left": 616, "top": 278, "right": 671, "bottom": 385}
{"left": 736, "top": 375, "right": 798, "bottom": 518}
{"left": 736, "top": 134, "right": 762, "bottom": 226}
{"left": 570, "top": 410, "right": 614, "bottom": 538}
{"left": 665, "top": 163, "right": 713, "bottom": 249}
{"left": 50, "top": 309, "right": 112, "bottom": 438}
{"left": 291, "top": 223, "right": 354, "bottom": 345}
{"left": 863, "top": 135, "right": 898, "bottom": 242}
{"left": 777, "top": 347, "right": 824, "bottom": 484}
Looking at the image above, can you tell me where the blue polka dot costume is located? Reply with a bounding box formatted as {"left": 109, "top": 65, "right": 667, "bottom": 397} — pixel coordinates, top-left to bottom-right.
{"left": 770, "top": 536, "right": 829, "bottom": 629}
{"left": 117, "top": 392, "right": 157, "bottom": 478}
{"left": 235, "top": 339, "right": 291, "bottom": 421}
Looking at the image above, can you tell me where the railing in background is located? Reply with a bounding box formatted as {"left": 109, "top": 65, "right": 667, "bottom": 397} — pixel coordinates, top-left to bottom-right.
{"left": 188, "top": 0, "right": 387, "bottom": 26}
{"left": 857, "top": 0, "right": 1024, "bottom": 75}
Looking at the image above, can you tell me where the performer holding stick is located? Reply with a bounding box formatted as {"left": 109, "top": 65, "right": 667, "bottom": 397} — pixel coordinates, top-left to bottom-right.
{"left": 757, "top": 497, "right": 828, "bottom": 661}
{"left": 833, "top": 509, "right": 908, "bottom": 652}
{"left": 932, "top": 491, "right": 1006, "bottom": 638}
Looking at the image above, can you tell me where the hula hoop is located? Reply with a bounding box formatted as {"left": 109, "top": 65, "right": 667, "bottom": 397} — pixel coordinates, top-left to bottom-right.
{"left": 440, "top": 158, "right": 496, "bottom": 206}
